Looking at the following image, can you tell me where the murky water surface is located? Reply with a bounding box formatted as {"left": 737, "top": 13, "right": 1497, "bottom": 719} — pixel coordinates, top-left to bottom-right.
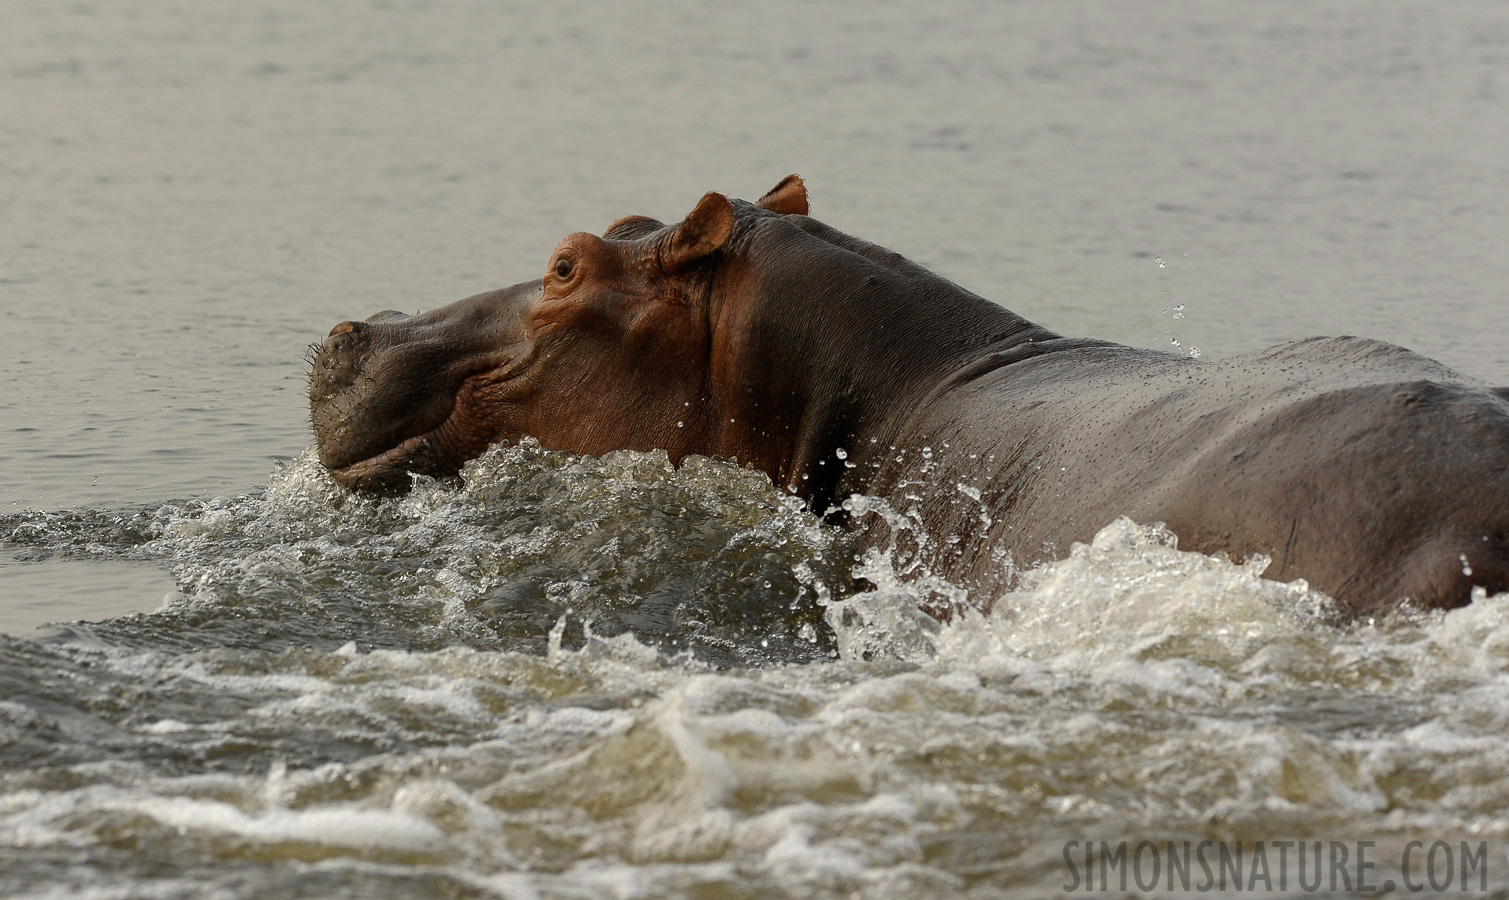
{"left": 4, "top": 2, "right": 1509, "bottom": 897}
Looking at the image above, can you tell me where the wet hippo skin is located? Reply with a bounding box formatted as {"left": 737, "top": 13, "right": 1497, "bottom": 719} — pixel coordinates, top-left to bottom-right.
{"left": 311, "top": 176, "right": 1509, "bottom": 615}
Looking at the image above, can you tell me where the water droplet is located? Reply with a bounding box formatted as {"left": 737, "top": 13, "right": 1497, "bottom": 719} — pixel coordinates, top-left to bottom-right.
{"left": 1461, "top": 553, "right": 1473, "bottom": 576}
{"left": 835, "top": 448, "right": 848, "bottom": 459}
{"left": 676, "top": 421, "right": 684, "bottom": 428}
{"left": 1156, "top": 257, "right": 1165, "bottom": 268}
{"left": 1187, "top": 347, "right": 1202, "bottom": 359}
{"left": 1170, "top": 338, "right": 1182, "bottom": 348}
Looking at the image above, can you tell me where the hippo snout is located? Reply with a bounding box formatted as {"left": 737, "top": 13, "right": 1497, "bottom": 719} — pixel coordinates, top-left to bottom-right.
{"left": 309, "top": 281, "right": 540, "bottom": 490}
{"left": 309, "top": 322, "right": 372, "bottom": 403}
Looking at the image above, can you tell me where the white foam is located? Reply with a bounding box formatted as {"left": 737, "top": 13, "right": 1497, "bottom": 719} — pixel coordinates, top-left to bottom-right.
{"left": 137, "top": 796, "right": 445, "bottom": 849}
{"left": 651, "top": 691, "right": 738, "bottom": 805}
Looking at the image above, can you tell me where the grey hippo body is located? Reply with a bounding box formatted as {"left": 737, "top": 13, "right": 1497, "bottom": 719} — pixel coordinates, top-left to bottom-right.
{"left": 310, "top": 176, "right": 1509, "bottom": 616}
{"left": 872, "top": 334, "right": 1509, "bottom": 611}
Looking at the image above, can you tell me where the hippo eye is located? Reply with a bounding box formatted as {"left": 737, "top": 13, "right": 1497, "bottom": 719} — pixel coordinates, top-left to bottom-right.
{"left": 553, "top": 257, "right": 574, "bottom": 280}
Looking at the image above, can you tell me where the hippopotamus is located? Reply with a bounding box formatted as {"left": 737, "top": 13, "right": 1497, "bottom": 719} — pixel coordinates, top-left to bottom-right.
{"left": 310, "top": 176, "right": 1509, "bottom": 616}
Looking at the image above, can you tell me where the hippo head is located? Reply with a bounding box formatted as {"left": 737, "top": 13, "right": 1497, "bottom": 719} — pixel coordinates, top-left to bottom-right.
{"left": 311, "top": 175, "right": 1031, "bottom": 502}
{"left": 310, "top": 176, "right": 817, "bottom": 493}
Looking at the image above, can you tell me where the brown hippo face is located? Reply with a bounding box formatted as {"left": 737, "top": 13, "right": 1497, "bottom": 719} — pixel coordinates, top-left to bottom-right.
{"left": 310, "top": 177, "right": 811, "bottom": 491}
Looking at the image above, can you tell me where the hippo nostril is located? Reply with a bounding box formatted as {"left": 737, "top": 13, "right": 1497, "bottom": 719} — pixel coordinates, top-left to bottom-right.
{"left": 329, "top": 321, "right": 360, "bottom": 337}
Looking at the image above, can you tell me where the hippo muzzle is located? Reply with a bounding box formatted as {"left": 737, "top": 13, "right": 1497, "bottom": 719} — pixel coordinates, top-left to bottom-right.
{"left": 309, "top": 279, "right": 540, "bottom": 491}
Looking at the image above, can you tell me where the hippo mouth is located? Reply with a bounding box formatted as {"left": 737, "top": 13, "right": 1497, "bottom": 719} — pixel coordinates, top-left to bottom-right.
{"left": 315, "top": 359, "right": 527, "bottom": 492}
{"left": 310, "top": 343, "right": 469, "bottom": 492}
{"left": 327, "top": 430, "right": 445, "bottom": 490}
{"left": 318, "top": 383, "right": 486, "bottom": 491}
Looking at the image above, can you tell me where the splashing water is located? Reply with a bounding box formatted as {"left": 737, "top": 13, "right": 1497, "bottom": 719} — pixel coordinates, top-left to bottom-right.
{"left": 3, "top": 443, "right": 1509, "bottom": 898}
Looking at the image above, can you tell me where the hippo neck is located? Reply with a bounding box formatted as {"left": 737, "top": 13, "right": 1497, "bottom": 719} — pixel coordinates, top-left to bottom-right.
{"left": 707, "top": 216, "right": 1058, "bottom": 512}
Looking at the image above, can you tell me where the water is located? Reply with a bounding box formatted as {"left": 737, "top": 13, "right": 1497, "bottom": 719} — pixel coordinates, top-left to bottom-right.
{"left": 4, "top": 1, "right": 1509, "bottom": 896}
{"left": 4, "top": 449, "right": 1509, "bottom": 897}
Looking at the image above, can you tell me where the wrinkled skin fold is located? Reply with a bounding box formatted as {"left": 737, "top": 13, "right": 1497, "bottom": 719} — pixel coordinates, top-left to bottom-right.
{"left": 311, "top": 175, "right": 1509, "bottom": 615}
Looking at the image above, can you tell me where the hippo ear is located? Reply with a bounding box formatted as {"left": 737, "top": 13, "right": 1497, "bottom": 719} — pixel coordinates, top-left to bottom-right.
{"left": 664, "top": 191, "right": 736, "bottom": 269}
{"left": 756, "top": 174, "right": 808, "bottom": 216}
